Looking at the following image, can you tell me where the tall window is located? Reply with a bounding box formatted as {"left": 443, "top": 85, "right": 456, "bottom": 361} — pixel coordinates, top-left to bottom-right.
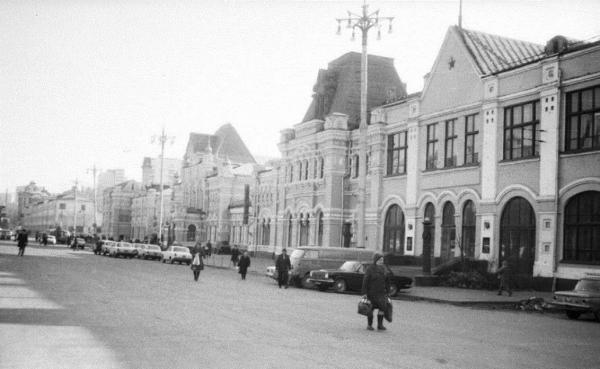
{"left": 387, "top": 131, "right": 407, "bottom": 175}
{"left": 441, "top": 202, "right": 456, "bottom": 261}
{"left": 319, "top": 157, "right": 324, "bottom": 178}
{"left": 563, "top": 191, "right": 600, "bottom": 263}
{"left": 503, "top": 100, "right": 540, "bottom": 160}
{"left": 444, "top": 119, "right": 457, "bottom": 167}
{"left": 313, "top": 158, "right": 318, "bottom": 178}
{"left": 317, "top": 212, "right": 323, "bottom": 246}
{"left": 298, "top": 161, "right": 303, "bottom": 181}
{"left": 383, "top": 205, "right": 405, "bottom": 254}
{"left": 288, "top": 165, "right": 293, "bottom": 182}
{"left": 426, "top": 123, "right": 438, "bottom": 170}
{"left": 304, "top": 160, "right": 309, "bottom": 180}
{"left": 299, "top": 215, "right": 309, "bottom": 246}
{"left": 287, "top": 214, "right": 293, "bottom": 247}
{"left": 461, "top": 201, "right": 476, "bottom": 258}
{"left": 352, "top": 154, "right": 359, "bottom": 178}
{"left": 566, "top": 85, "right": 600, "bottom": 152}
{"left": 464, "top": 114, "right": 479, "bottom": 165}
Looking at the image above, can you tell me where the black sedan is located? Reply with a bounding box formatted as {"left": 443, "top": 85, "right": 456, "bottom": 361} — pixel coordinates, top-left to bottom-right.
{"left": 308, "top": 261, "right": 412, "bottom": 296}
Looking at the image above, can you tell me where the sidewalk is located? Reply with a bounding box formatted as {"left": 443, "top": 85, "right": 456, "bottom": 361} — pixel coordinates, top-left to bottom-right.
{"left": 202, "top": 254, "right": 555, "bottom": 309}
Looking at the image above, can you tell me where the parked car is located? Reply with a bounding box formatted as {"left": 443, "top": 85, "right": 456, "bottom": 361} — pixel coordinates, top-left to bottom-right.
{"left": 46, "top": 235, "right": 57, "bottom": 245}
{"left": 161, "top": 246, "right": 192, "bottom": 265}
{"left": 139, "top": 244, "right": 162, "bottom": 260}
{"left": 101, "top": 241, "right": 116, "bottom": 255}
{"left": 110, "top": 242, "right": 137, "bottom": 258}
{"left": 266, "top": 246, "right": 376, "bottom": 288}
{"left": 132, "top": 243, "right": 146, "bottom": 257}
{"left": 308, "top": 260, "right": 412, "bottom": 296}
{"left": 551, "top": 276, "right": 600, "bottom": 321}
{"left": 71, "top": 237, "right": 86, "bottom": 250}
{"left": 0, "top": 229, "right": 13, "bottom": 240}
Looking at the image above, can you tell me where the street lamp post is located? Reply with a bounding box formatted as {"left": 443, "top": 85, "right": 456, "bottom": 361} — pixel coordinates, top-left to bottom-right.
{"left": 151, "top": 128, "right": 174, "bottom": 247}
{"left": 336, "top": 1, "right": 393, "bottom": 248}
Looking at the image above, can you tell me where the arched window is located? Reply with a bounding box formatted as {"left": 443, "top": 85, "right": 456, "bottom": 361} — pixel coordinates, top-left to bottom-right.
{"left": 383, "top": 205, "right": 405, "bottom": 254}
{"left": 500, "top": 197, "right": 536, "bottom": 276}
{"left": 352, "top": 155, "right": 359, "bottom": 178}
{"left": 564, "top": 191, "right": 600, "bottom": 263}
{"left": 313, "top": 158, "right": 318, "bottom": 179}
{"left": 317, "top": 212, "right": 324, "bottom": 246}
{"left": 441, "top": 202, "right": 456, "bottom": 262}
{"left": 297, "top": 162, "right": 302, "bottom": 181}
{"left": 187, "top": 224, "right": 196, "bottom": 242}
{"left": 461, "top": 201, "right": 476, "bottom": 258}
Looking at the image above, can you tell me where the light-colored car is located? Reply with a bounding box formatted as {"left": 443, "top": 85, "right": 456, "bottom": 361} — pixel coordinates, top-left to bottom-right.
{"left": 110, "top": 242, "right": 136, "bottom": 258}
{"left": 132, "top": 243, "right": 146, "bottom": 258}
{"left": 551, "top": 276, "right": 600, "bottom": 321}
{"left": 101, "top": 241, "right": 116, "bottom": 255}
{"left": 161, "top": 246, "right": 192, "bottom": 265}
{"left": 139, "top": 244, "right": 162, "bottom": 260}
{"left": 46, "top": 235, "right": 57, "bottom": 245}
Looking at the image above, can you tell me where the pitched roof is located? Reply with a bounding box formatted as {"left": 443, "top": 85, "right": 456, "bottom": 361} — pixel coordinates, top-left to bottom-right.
{"left": 457, "top": 27, "right": 545, "bottom": 75}
{"left": 186, "top": 124, "right": 256, "bottom": 164}
{"left": 302, "top": 52, "right": 407, "bottom": 128}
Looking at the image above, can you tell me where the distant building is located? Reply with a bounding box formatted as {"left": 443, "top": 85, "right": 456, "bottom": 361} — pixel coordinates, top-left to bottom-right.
{"left": 97, "top": 169, "right": 126, "bottom": 226}
{"left": 16, "top": 181, "right": 53, "bottom": 225}
{"left": 102, "top": 180, "right": 143, "bottom": 240}
{"left": 172, "top": 123, "right": 257, "bottom": 244}
{"left": 141, "top": 157, "right": 181, "bottom": 187}
{"left": 20, "top": 188, "right": 97, "bottom": 234}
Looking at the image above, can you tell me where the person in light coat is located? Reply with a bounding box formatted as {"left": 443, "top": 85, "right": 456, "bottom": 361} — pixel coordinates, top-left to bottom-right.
{"left": 190, "top": 252, "right": 204, "bottom": 282}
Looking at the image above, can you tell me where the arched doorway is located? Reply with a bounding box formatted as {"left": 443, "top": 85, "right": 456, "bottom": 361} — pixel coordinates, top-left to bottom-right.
{"left": 187, "top": 224, "right": 196, "bottom": 242}
{"left": 461, "top": 201, "right": 476, "bottom": 258}
{"left": 299, "top": 214, "right": 309, "bottom": 246}
{"left": 423, "top": 203, "right": 436, "bottom": 273}
{"left": 383, "top": 204, "right": 405, "bottom": 254}
{"left": 441, "top": 202, "right": 455, "bottom": 263}
{"left": 500, "top": 197, "right": 536, "bottom": 284}
{"left": 563, "top": 191, "right": 600, "bottom": 263}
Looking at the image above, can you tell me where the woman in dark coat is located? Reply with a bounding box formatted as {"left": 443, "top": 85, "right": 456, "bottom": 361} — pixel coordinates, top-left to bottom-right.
{"left": 237, "top": 251, "right": 251, "bottom": 280}
{"left": 361, "top": 253, "right": 391, "bottom": 331}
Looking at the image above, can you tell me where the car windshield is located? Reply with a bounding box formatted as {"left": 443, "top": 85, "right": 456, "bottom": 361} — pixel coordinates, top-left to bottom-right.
{"left": 575, "top": 279, "right": 600, "bottom": 292}
{"left": 173, "top": 247, "right": 188, "bottom": 253}
{"left": 339, "top": 261, "right": 360, "bottom": 272}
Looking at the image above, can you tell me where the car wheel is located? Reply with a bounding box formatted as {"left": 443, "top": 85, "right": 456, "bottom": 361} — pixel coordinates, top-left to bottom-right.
{"left": 300, "top": 274, "right": 314, "bottom": 289}
{"left": 566, "top": 310, "right": 581, "bottom": 320}
{"left": 388, "top": 283, "right": 399, "bottom": 297}
{"left": 334, "top": 279, "right": 347, "bottom": 293}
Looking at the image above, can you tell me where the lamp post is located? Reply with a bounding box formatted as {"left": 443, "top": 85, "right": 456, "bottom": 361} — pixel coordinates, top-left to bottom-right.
{"left": 151, "top": 128, "right": 175, "bottom": 247}
{"left": 336, "top": 1, "right": 393, "bottom": 248}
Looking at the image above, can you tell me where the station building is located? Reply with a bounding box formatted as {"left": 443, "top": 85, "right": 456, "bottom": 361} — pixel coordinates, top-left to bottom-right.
{"left": 253, "top": 27, "right": 600, "bottom": 288}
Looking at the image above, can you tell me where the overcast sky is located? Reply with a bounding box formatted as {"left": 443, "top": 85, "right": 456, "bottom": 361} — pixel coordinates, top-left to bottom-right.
{"left": 1, "top": 0, "right": 599, "bottom": 195}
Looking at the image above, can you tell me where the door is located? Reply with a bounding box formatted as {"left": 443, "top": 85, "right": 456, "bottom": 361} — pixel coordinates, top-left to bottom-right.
{"left": 500, "top": 197, "right": 536, "bottom": 288}
{"left": 342, "top": 223, "right": 352, "bottom": 248}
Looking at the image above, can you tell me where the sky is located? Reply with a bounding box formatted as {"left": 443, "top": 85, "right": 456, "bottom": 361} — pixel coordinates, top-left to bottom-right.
{"left": 1, "top": 0, "right": 599, "bottom": 196}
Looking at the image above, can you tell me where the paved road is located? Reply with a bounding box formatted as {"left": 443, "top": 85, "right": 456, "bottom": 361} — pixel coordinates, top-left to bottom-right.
{"left": 1, "top": 241, "right": 599, "bottom": 369}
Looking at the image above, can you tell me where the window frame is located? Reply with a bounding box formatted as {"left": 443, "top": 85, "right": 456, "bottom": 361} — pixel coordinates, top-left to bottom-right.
{"left": 503, "top": 100, "right": 540, "bottom": 161}
{"left": 386, "top": 131, "right": 407, "bottom": 176}
{"left": 464, "top": 114, "right": 479, "bottom": 165}
{"left": 565, "top": 85, "right": 600, "bottom": 152}
{"left": 426, "top": 123, "right": 438, "bottom": 170}
{"left": 444, "top": 119, "right": 457, "bottom": 168}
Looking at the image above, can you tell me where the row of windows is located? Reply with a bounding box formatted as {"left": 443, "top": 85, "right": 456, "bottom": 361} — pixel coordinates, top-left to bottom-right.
{"left": 386, "top": 85, "right": 600, "bottom": 175}
{"left": 285, "top": 157, "right": 324, "bottom": 183}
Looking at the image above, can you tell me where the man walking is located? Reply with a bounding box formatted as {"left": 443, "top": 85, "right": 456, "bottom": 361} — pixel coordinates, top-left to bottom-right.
{"left": 275, "top": 248, "right": 291, "bottom": 289}
{"left": 17, "top": 229, "right": 28, "bottom": 256}
{"left": 237, "top": 251, "right": 251, "bottom": 280}
{"left": 497, "top": 260, "right": 513, "bottom": 296}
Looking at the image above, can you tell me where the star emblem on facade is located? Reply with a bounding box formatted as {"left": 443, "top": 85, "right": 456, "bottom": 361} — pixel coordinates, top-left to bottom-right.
{"left": 448, "top": 56, "right": 456, "bottom": 69}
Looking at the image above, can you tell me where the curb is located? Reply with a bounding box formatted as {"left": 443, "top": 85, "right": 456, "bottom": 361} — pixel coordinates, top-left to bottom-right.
{"left": 392, "top": 294, "right": 520, "bottom": 309}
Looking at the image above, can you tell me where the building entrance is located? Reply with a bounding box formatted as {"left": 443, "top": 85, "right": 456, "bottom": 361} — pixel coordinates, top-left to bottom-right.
{"left": 500, "top": 197, "right": 536, "bottom": 287}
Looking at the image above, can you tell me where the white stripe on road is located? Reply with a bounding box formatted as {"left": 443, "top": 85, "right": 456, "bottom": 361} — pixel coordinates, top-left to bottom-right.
{"left": 0, "top": 275, "right": 123, "bottom": 369}
{"left": 0, "top": 324, "right": 122, "bottom": 369}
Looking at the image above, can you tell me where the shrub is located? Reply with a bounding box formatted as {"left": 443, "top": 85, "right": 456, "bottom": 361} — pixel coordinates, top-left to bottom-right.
{"left": 441, "top": 270, "right": 495, "bottom": 289}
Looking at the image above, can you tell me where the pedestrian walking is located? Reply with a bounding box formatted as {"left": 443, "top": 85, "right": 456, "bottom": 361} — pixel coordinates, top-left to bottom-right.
{"left": 361, "top": 253, "right": 391, "bottom": 331}
{"left": 497, "top": 260, "right": 513, "bottom": 296}
{"left": 230, "top": 245, "right": 240, "bottom": 267}
{"left": 275, "top": 248, "right": 292, "bottom": 289}
{"left": 191, "top": 252, "right": 204, "bottom": 282}
{"left": 42, "top": 233, "right": 48, "bottom": 246}
{"left": 17, "top": 229, "right": 28, "bottom": 256}
{"left": 237, "top": 251, "right": 251, "bottom": 280}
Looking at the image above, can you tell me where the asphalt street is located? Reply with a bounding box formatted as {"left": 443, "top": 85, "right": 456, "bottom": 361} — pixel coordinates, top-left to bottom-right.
{"left": 1, "top": 241, "right": 599, "bottom": 369}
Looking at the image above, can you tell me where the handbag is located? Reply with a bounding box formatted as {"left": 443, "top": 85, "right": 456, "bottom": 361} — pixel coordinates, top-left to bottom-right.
{"left": 357, "top": 297, "right": 373, "bottom": 316}
{"left": 384, "top": 297, "right": 393, "bottom": 322}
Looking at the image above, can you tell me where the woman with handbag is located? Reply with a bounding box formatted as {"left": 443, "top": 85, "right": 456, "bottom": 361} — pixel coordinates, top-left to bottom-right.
{"left": 361, "top": 253, "right": 391, "bottom": 331}
{"left": 191, "top": 252, "right": 204, "bottom": 282}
